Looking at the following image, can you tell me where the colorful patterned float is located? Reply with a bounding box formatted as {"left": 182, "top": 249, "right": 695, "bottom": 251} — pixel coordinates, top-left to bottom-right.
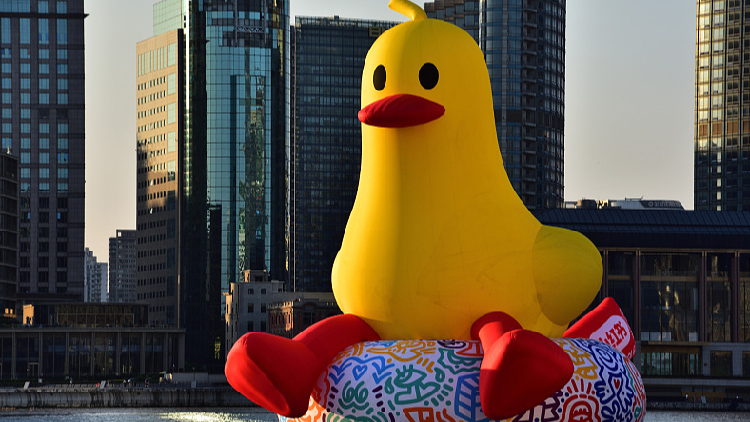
{"left": 281, "top": 338, "right": 645, "bottom": 422}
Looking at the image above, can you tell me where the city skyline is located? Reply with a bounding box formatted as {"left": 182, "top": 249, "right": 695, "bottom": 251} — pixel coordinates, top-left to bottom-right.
{"left": 85, "top": 0, "right": 695, "bottom": 264}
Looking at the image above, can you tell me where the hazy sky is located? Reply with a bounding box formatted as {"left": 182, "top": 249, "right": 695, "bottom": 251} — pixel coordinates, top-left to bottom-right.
{"left": 84, "top": 0, "right": 696, "bottom": 259}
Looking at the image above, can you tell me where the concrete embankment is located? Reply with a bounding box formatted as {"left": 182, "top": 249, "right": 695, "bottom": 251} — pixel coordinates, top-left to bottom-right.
{"left": 0, "top": 386, "right": 253, "bottom": 408}
{"left": 648, "top": 401, "right": 750, "bottom": 412}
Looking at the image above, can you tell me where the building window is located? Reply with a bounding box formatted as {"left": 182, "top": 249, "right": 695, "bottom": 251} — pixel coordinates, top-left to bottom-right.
{"left": 707, "top": 253, "right": 732, "bottom": 342}
{"left": 247, "top": 303, "right": 254, "bottom": 313}
{"left": 261, "top": 304, "right": 266, "bottom": 313}
{"left": 640, "top": 253, "right": 699, "bottom": 342}
{"left": 641, "top": 348, "right": 700, "bottom": 377}
{"left": 38, "top": 19, "right": 49, "bottom": 44}
{"left": 57, "top": 19, "right": 67, "bottom": 45}
{"left": 710, "top": 351, "right": 733, "bottom": 377}
{"left": 0, "top": 18, "right": 9, "bottom": 43}
{"left": 19, "top": 18, "right": 29, "bottom": 43}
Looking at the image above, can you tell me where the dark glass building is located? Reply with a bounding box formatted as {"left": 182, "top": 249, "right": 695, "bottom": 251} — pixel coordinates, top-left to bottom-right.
{"left": 139, "top": 0, "right": 289, "bottom": 369}
{"left": 694, "top": 0, "right": 750, "bottom": 211}
{"left": 290, "top": 16, "right": 397, "bottom": 292}
{"left": 0, "top": 152, "right": 17, "bottom": 319}
{"left": 425, "top": 0, "right": 566, "bottom": 209}
{"left": 0, "top": 0, "right": 86, "bottom": 306}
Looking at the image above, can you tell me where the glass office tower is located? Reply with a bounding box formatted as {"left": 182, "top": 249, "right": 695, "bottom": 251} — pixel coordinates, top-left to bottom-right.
{"left": 290, "top": 17, "right": 397, "bottom": 292}
{"left": 425, "top": 0, "right": 566, "bottom": 209}
{"left": 0, "top": 152, "right": 17, "bottom": 317}
{"left": 142, "top": 0, "right": 289, "bottom": 368}
{"left": 0, "top": 0, "right": 85, "bottom": 305}
{"left": 694, "top": 0, "right": 750, "bottom": 211}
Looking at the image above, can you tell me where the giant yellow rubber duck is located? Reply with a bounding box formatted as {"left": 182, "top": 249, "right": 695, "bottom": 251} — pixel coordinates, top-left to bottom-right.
{"left": 226, "top": 1, "right": 603, "bottom": 420}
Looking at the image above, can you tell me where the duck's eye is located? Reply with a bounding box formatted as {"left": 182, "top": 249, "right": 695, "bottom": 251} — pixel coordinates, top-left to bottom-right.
{"left": 374, "top": 65, "right": 386, "bottom": 91}
{"left": 419, "top": 63, "right": 439, "bottom": 90}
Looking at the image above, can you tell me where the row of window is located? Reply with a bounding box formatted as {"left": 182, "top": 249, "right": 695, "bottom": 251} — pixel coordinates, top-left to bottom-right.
{"left": 20, "top": 182, "right": 68, "bottom": 193}
{"left": 0, "top": 17, "right": 68, "bottom": 45}
{"left": 18, "top": 152, "right": 69, "bottom": 164}
{"left": 0, "top": 107, "right": 69, "bottom": 122}
{"left": 20, "top": 241, "right": 68, "bottom": 253}
{"left": 19, "top": 168, "right": 68, "bottom": 179}
{"left": 0, "top": 47, "right": 68, "bottom": 61}
{"left": 20, "top": 211, "right": 68, "bottom": 223}
{"left": 1, "top": 121, "right": 68, "bottom": 133}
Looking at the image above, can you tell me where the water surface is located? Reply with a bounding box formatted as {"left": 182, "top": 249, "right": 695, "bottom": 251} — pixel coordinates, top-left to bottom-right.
{"left": 0, "top": 408, "right": 748, "bottom": 421}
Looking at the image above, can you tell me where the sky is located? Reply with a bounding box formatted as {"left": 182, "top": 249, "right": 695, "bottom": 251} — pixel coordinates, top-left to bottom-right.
{"left": 83, "top": 0, "right": 696, "bottom": 260}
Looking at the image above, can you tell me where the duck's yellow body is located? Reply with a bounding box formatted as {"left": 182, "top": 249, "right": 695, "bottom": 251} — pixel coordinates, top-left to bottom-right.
{"left": 332, "top": 2, "right": 602, "bottom": 341}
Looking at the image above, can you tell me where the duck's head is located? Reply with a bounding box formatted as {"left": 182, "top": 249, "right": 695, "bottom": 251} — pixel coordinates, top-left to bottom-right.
{"left": 359, "top": 0, "right": 494, "bottom": 134}
{"left": 357, "top": 0, "right": 504, "bottom": 190}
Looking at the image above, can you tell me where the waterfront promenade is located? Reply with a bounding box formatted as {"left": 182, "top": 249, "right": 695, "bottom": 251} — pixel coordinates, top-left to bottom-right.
{"left": 0, "top": 382, "right": 252, "bottom": 408}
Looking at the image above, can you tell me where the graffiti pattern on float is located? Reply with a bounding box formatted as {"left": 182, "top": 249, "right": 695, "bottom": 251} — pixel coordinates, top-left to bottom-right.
{"left": 279, "top": 338, "right": 645, "bottom": 422}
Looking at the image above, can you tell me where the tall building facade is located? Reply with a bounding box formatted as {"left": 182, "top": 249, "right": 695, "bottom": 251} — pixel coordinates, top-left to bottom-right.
{"left": 108, "top": 230, "right": 136, "bottom": 303}
{"left": 425, "top": 0, "right": 566, "bottom": 209}
{"left": 136, "top": 29, "right": 182, "bottom": 327}
{"left": 694, "top": 0, "right": 750, "bottom": 211}
{"left": 0, "top": 0, "right": 86, "bottom": 305}
{"left": 139, "top": 0, "right": 289, "bottom": 368}
{"left": 84, "top": 247, "right": 107, "bottom": 302}
{"left": 290, "top": 16, "right": 397, "bottom": 292}
{"left": 0, "top": 152, "right": 17, "bottom": 318}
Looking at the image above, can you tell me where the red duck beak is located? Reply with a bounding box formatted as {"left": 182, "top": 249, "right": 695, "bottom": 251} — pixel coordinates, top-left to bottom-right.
{"left": 358, "top": 94, "right": 445, "bottom": 128}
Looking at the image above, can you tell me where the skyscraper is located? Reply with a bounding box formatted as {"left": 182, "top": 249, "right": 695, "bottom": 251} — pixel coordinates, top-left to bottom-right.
{"left": 0, "top": 0, "right": 86, "bottom": 305}
{"left": 694, "top": 0, "right": 748, "bottom": 211}
{"left": 136, "top": 28, "right": 182, "bottom": 326}
{"left": 0, "top": 152, "right": 17, "bottom": 318}
{"left": 84, "top": 247, "right": 107, "bottom": 303}
{"left": 139, "top": 0, "right": 289, "bottom": 368}
{"left": 425, "top": 0, "right": 566, "bottom": 209}
{"left": 290, "top": 16, "right": 397, "bottom": 292}
{"left": 108, "top": 230, "right": 136, "bottom": 303}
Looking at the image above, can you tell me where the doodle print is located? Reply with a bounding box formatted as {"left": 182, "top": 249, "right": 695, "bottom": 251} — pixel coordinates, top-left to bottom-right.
{"left": 281, "top": 339, "right": 645, "bottom": 422}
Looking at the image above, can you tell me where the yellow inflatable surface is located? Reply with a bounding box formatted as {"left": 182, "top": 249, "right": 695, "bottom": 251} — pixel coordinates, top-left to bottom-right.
{"left": 332, "top": 0, "right": 602, "bottom": 340}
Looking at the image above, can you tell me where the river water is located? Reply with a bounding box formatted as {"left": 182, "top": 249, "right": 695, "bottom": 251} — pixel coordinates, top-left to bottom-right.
{"left": 0, "top": 409, "right": 748, "bottom": 421}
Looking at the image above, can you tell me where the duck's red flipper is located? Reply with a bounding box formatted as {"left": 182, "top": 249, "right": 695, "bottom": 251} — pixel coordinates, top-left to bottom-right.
{"left": 472, "top": 312, "right": 574, "bottom": 420}
{"left": 225, "top": 314, "right": 380, "bottom": 417}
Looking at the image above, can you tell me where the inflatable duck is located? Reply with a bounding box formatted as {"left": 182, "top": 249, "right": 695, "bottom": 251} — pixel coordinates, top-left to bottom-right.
{"left": 226, "top": 1, "right": 633, "bottom": 420}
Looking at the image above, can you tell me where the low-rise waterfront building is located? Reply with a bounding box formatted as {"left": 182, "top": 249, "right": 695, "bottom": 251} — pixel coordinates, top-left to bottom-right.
{"left": 536, "top": 207, "right": 750, "bottom": 401}
{"left": 268, "top": 293, "right": 339, "bottom": 338}
{"left": 7, "top": 302, "right": 184, "bottom": 380}
{"left": 224, "top": 270, "right": 338, "bottom": 354}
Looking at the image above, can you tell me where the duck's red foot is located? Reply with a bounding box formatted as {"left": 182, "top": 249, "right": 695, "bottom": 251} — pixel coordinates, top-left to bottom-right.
{"left": 480, "top": 330, "right": 573, "bottom": 419}
{"left": 225, "top": 314, "right": 380, "bottom": 417}
{"left": 471, "top": 311, "right": 574, "bottom": 420}
{"left": 225, "top": 333, "right": 320, "bottom": 417}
